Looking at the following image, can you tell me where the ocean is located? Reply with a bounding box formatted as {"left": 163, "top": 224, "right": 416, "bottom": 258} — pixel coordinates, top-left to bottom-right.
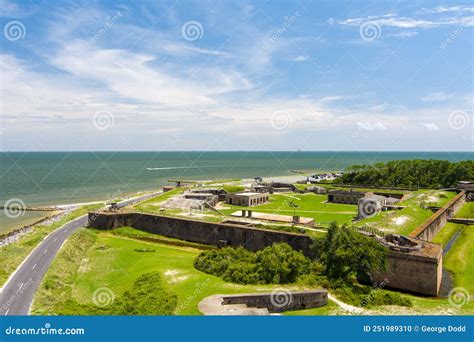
{"left": 1, "top": 151, "right": 472, "bottom": 233}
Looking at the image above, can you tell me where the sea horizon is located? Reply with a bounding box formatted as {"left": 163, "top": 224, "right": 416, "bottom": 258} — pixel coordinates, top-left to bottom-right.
{"left": 1, "top": 150, "right": 472, "bottom": 233}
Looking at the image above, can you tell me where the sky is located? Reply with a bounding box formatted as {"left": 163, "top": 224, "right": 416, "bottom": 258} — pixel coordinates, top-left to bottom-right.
{"left": 0, "top": 0, "right": 473, "bottom": 152}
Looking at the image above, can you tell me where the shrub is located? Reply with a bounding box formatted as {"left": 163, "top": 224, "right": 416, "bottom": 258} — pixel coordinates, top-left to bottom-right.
{"left": 312, "top": 222, "right": 387, "bottom": 281}
{"left": 194, "top": 243, "right": 311, "bottom": 284}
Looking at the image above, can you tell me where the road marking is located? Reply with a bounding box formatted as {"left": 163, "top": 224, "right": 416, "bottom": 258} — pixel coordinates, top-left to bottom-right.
{"left": 43, "top": 249, "right": 48, "bottom": 254}
{"left": 32, "top": 263, "right": 37, "bottom": 270}
{"left": 18, "top": 283, "right": 23, "bottom": 290}
{"left": 5, "top": 309, "right": 9, "bottom": 315}
{"left": 53, "top": 238, "right": 57, "bottom": 242}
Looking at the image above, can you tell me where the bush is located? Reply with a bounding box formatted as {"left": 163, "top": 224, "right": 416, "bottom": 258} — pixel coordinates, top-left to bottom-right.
{"left": 312, "top": 222, "right": 387, "bottom": 281}
{"left": 194, "top": 243, "right": 311, "bottom": 284}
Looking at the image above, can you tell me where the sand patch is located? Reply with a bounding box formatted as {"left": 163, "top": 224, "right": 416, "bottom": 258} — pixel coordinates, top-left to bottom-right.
{"left": 164, "top": 269, "right": 189, "bottom": 283}
{"left": 392, "top": 216, "right": 410, "bottom": 226}
{"left": 78, "top": 258, "right": 90, "bottom": 274}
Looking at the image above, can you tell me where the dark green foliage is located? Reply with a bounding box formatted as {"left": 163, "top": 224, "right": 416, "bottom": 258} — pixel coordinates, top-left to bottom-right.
{"left": 114, "top": 272, "right": 177, "bottom": 315}
{"left": 337, "top": 159, "right": 474, "bottom": 188}
{"left": 312, "top": 222, "right": 387, "bottom": 281}
{"left": 194, "top": 243, "right": 311, "bottom": 284}
{"left": 134, "top": 248, "right": 155, "bottom": 252}
{"left": 329, "top": 281, "right": 411, "bottom": 308}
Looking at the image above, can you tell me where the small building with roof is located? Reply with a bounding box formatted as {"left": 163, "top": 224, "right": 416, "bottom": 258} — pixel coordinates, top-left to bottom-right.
{"left": 226, "top": 192, "right": 269, "bottom": 207}
{"left": 328, "top": 189, "right": 366, "bottom": 204}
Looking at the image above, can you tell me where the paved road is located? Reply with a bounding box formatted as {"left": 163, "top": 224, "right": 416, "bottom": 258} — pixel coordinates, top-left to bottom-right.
{"left": 0, "top": 191, "right": 161, "bottom": 315}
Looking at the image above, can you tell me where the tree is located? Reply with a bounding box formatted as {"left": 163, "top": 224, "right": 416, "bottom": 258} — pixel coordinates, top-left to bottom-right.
{"left": 312, "top": 222, "right": 387, "bottom": 282}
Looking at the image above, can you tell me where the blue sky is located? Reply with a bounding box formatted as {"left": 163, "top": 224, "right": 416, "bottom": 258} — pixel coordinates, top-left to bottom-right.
{"left": 0, "top": 0, "right": 472, "bottom": 151}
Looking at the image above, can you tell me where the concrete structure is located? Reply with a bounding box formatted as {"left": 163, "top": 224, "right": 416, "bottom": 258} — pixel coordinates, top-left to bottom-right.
{"left": 305, "top": 186, "right": 327, "bottom": 194}
{"left": 88, "top": 211, "right": 312, "bottom": 255}
{"left": 409, "top": 191, "right": 466, "bottom": 241}
{"left": 357, "top": 195, "right": 386, "bottom": 218}
{"left": 251, "top": 184, "right": 273, "bottom": 194}
{"left": 190, "top": 188, "right": 227, "bottom": 201}
{"left": 163, "top": 185, "right": 177, "bottom": 192}
{"left": 328, "top": 189, "right": 365, "bottom": 204}
{"left": 457, "top": 181, "right": 473, "bottom": 201}
{"left": 184, "top": 192, "right": 218, "bottom": 206}
{"left": 230, "top": 211, "right": 314, "bottom": 226}
{"left": 198, "top": 290, "right": 328, "bottom": 315}
{"left": 371, "top": 234, "right": 442, "bottom": 296}
{"left": 88, "top": 211, "right": 443, "bottom": 296}
{"left": 226, "top": 192, "right": 269, "bottom": 206}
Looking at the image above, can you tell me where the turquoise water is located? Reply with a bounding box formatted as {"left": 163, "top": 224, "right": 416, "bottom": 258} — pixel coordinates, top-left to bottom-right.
{"left": 1, "top": 151, "right": 472, "bottom": 233}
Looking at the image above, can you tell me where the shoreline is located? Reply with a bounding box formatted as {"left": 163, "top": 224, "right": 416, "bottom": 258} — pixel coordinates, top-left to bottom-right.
{"left": 0, "top": 172, "right": 333, "bottom": 246}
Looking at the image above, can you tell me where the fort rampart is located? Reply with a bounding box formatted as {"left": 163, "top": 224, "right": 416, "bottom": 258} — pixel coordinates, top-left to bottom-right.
{"left": 88, "top": 211, "right": 442, "bottom": 296}
{"left": 409, "top": 191, "right": 466, "bottom": 241}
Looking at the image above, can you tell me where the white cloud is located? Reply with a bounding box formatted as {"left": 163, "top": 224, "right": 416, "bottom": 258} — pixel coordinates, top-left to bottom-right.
{"left": 335, "top": 13, "right": 473, "bottom": 29}
{"left": 386, "top": 31, "right": 418, "bottom": 38}
{"left": 420, "top": 92, "right": 453, "bottom": 102}
{"left": 422, "top": 5, "right": 474, "bottom": 14}
{"left": 420, "top": 122, "right": 440, "bottom": 131}
{"left": 290, "top": 55, "right": 310, "bottom": 62}
{"left": 50, "top": 41, "right": 251, "bottom": 107}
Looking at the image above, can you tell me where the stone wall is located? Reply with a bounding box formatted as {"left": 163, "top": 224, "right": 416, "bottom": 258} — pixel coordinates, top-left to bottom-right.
{"left": 409, "top": 191, "right": 466, "bottom": 241}
{"left": 88, "top": 212, "right": 313, "bottom": 256}
{"left": 88, "top": 211, "right": 443, "bottom": 296}
{"left": 371, "top": 242, "right": 443, "bottom": 296}
{"left": 221, "top": 290, "right": 327, "bottom": 313}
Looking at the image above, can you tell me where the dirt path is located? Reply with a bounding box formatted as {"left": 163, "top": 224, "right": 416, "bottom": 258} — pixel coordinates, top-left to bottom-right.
{"left": 328, "top": 293, "right": 365, "bottom": 314}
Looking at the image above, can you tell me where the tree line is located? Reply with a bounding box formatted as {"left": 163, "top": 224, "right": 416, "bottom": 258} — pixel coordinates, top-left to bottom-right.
{"left": 337, "top": 159, "right": 473, "bottom": 188}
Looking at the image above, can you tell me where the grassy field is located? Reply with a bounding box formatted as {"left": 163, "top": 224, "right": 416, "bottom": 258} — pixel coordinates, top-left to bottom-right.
{"left": 443, "top": 226, "right": 473, "bottom": 298}
{"left": 432, "top": 223, "right": 464, "bottom": 248}
{"left": 134, "top": 188, "right": 186, "bottom": 213}
{"left": 32, "top": 223, "right": 474, "bottom": 315}
{"left": 455, "top": 201, "right": 474, "bottom": 218}
{"left": 0, "top": 203, "right": 102, "bottom": 287}
{"left": 32, "top": 227, "right": 312, "bottom": 315}
{"left": 220, "top": 193, "right": 357, "bottom": 225}
{"left": 356, "top": 190, "right": 456, "bottom": 235}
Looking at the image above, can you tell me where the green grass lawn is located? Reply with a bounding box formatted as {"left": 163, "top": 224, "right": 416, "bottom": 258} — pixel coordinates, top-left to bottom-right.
{"left": 432, "top": 223, "right": 464, "bottom": 248}
{"left": 220, "top": 193, "right": 357, "bottom": 225}
{"left": 455, "top": 202, "right": 474, "bottom": 219}
{"left": 443, "top": 226, "right": 473, "bottom": 288}
{"left": 32, "top": 227, "right": 313, "bottom": 315}
{"left": 0, "top": 203, "right": 102, "bottom": 287}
